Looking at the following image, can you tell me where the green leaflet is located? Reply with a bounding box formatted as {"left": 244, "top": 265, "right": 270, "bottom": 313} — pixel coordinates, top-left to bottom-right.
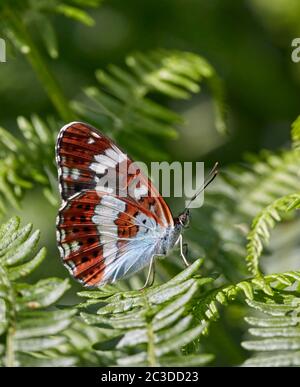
{"left": 16, "top": 336, "right": 66, "bottom": 352}
{"left": 15, "top": 279, "right": 70, "bottom": 311}
{"left": 242, "top": 352, "right": 300, "bottom": 368}
{"left": 246, "top": 298, "right": 300, "bottom": 316}
{"left": 245, "top": 316, "right": 300, "bottom": 328}
{"left": 0, "top": 217, "right": 76, "bottom": 367}
{"left": 15, "top": 310, "right": 77, "bottom": 339}
{"left": 7, "top": 248, "right": 46, "bottom": 280}
{"left": 248, "top": 327, "right": 300, "bottom": 338}
{"left": 242, "top": 295, "right": 300, "bottom": 367}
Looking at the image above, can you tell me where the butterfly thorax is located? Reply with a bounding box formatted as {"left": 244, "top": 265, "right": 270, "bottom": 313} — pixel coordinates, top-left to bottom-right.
{"left": 158, "top": 210, "right": 190, "bottom": 256}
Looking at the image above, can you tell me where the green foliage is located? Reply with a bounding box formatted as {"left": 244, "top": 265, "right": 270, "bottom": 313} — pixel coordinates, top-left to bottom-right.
{"left": 0, "top": 217, "right": 75, "bottom": 367}
{"left": 192, "top": 270, "right": 300, "bottom": 325}
{"left": 72, "top": 50, "right": 227, "bottom": 160}
{"left": 185, "top": 147, "right": 300, "bottom": 283}
{"left": 181, "top": 117, "right": 300, "bottom": 365}
{"left": 0, "top": 216, "right": 111, "bottom": 367}
{"left": 246, "top": 193, "right": 300, "bottom": 276}
{"left": 0, "top": 115, "right": 59, "bottom": 213}
{"left": 292, "top": 115, "right": 300, "bottom": 151}
{"left": 78, "top": 253, "right": 300, "bottom": 366}
{"left": 79, "top": 260, "right": 214, "bottom": 366}
{"left": 0, "top": 0, "right": 102, "bottom": 58}
{"left": 2, "top": 213, "right": 298, "bottom": 367}
{"left": 242, "top": 294, "right": 300, "bottom": 367}
{"left": 0, "top": 49, "right": 226, "bottom": 213}
{"left": 0, "top": 0, "right": 103, "bottom": 121}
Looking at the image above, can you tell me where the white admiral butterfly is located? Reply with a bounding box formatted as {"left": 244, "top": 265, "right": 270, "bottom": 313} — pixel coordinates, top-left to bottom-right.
{"left": 56, "top": 122, "right": 218, "bottom": 287}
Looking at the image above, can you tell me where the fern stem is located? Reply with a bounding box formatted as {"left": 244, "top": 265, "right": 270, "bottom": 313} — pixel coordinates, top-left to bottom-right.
{"left": 4, "top": 7, "right": 75, "bottom": 122}
{"left": 5, "top": 326, "right": 16, "bottom": 367}
{"left": 0, "top": 265, "right": 16, "bottom": 367}
{"left": 147, "top": 322, "right": 156, "bottom": 366}
{"left": 143, "top": 295, "right": 157, "bottom": 366}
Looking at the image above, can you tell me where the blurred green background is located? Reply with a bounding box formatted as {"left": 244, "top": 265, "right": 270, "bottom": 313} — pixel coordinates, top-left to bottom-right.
{"left": 1, "top": 0, "right": 300, "bottom": 297}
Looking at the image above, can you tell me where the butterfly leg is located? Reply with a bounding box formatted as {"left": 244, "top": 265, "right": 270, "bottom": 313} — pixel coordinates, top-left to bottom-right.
{"left": 183, "top": 242, "right": 189, "bottom": 259}
{"left": 141, "top": 256, "right": 156, "bottom": 290}
{"left": 179, "top": 234, "right": 190, "bottom": 267}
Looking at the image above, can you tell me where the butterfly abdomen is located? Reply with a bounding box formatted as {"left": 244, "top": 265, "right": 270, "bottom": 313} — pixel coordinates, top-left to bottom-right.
{"left": 156, "top": 223, "right": 182, "bottom": 256}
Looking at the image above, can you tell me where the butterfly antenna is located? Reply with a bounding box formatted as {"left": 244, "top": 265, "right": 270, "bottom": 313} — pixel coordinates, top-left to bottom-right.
{"left": 185, "top": 162, "right": 219, "bottom": 211}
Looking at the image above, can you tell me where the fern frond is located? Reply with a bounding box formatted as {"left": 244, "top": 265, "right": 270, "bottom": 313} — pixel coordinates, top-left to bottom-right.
{"left": 192, "top": 269, "right": 300, "bottom": 325}
{"left": 72, "top": 50, "right": 227, "bottom": 160}
{"left": 77, "top": 255, "right": 300, "bottom": 367}
{"left": 246, "top": 193, "right": 300, "bottom": 276}
{"left": 242, "top": 294, "right": 300, "bottom": 367}
{"left": 0, "top": 217, "right": 75, "bottom": 367}
{"left": 0, "top": 115, "right": 59, "bottom": 213}
{"left": 79, "top": 259, "right": 214, "bottom": 366}
{"left": 189, "top": 147, "right": 300, "bottom": 281}
{"left": 0, "top": 1, "right": 95, "bottom": 120}
{"left": 221, "top": 150, "right": 300, "bottom": 218}
{"left": 43, "top": 320, "right": 115, "bottom": 367}
{"left": 0, "top": 0, "right": 103, "bottom": 59}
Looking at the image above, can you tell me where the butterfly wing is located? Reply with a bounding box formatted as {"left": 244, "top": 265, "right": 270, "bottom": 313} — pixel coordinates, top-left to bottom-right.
{"left": 56, "top": 190, "right": 168, "bottom": 287}
{"left": 56, "top": 122, "right": 173, "bottom": 227}
{"left": 56, "top": 122, "right": 175, "bottom": 286}
{"left": 56, "top": 121, "right": 117, "bottom": 201}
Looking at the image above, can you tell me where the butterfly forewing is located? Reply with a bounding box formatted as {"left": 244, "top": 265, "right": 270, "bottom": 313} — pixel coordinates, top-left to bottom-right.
{"left": 56, "top": 122, "right": 113, "bottom": 200}
{"left": 56, "top": 122, "right": 173, "bottom": 226}
{"left": 56, "top": 122, "right": 174, "bottom": 287}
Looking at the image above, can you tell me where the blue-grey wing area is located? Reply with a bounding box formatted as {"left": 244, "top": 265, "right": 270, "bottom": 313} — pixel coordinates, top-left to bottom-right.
{"left": 57, "top": 189, "right": 172, "bottom": 287}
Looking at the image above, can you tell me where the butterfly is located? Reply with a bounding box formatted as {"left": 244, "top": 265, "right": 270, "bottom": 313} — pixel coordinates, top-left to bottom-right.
{"left": 56, "top": 122, "right": 218, "bottom": 288}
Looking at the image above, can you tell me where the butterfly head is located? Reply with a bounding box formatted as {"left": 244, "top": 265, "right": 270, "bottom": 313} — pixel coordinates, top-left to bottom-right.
{"left": 176, "top": 209, "right": 190, "bottom": 229}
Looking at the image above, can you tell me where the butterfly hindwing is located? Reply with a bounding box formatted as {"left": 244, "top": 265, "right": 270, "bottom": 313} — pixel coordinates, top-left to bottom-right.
{"left": 57, "top": 189, "right": 167, "bottom": 286}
